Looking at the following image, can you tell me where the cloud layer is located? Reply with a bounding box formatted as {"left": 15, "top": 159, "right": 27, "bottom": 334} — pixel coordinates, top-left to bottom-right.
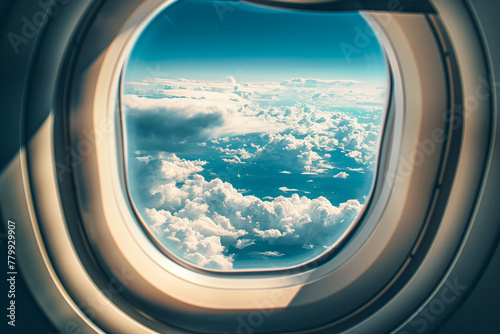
{"left": 138, "top": 154, "right": 363, "bottom": 270}
{"left": 124, "top": 77, "right": 384, "bottom": 168}
{"left": 123, "top": 77, "right": 386, "bottom": 270}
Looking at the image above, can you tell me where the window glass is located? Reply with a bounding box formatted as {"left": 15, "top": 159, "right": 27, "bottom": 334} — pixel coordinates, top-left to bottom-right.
{"left": 122, "top": 0, "right": 389, "bottom": 271}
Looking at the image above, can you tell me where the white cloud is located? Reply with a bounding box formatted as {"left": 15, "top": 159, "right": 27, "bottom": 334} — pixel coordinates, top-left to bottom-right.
{"left": 123, "top": 77, "right": 386, "bottom": 270}
{"left": 136, "top": 155, "right": 153, "bottom": 163}
{"left": 226, "top": 76, "right": 237, "bottom": 84}
{"left": 279, "top": 187, "right": 300, "bottom": 193}
{"left": 235, "top": 239, "right": 256, "bottom": 249}
{"left": 159, "top": 154, "right": 207, "bottom": 183}
{"left": 124, "top": 77, "right": 384, "bottom": 167}
{"left": 253, "top": 228, "right": 283, "bottom": 239}
{"left": 136, "top": 154, "right": 364, "bottom": 270}
{"left": 218, "top": 147, "right": 253, "bottom": 164}
{"left": 258, "top": 251, "right": 285, "bottom": 257}
{"left": 122, "top": 94, "right": 280, "bottom": 152}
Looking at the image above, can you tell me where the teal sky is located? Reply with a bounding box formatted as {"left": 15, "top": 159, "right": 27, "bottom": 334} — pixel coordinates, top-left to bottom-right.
{"left": 124, "top": 0, "right": 388, "bottom": 83}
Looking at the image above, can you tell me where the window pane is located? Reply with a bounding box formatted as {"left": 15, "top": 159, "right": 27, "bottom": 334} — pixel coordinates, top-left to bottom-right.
{"left": 121, "top": 0, "right": 389, "bottom": 271}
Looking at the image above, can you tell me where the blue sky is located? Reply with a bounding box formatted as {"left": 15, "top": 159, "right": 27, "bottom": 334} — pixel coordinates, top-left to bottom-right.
{"left": 122, "top": 0, "right": 389, "bottom": 271}
{"left": 125, "top": 0, "right": 388, "bottom": 83}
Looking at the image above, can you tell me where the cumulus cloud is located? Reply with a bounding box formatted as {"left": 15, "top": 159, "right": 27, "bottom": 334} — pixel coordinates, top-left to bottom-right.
{"left": 258, "top": 251, "right": 285, "bottom": 257}
{"left": 226, "top": 76, "right": 237, "bottom": 84}
{"left": 123, "top": 95, "right": 278, "bottom": 152}
{"left": 232, "top": 107, "right": 381, "bottom": 170}
{"left": 123, "top": 77, "right": 387, "bottom": 270}
{"left": 124, "top": 77, "right": 384, "bottom": 167}
{"left": 133, "top": 153, "right": 364, "bottom": 270}
{"left": 159, "top": 155, "right": 207, "bottom": 183}
{"left": 279, "top": 187, "right": 299, "bottom": 192}
{"left": 235, "top": 239, "right": 256, "bottom": 249}
{"left": 253, "top": 228, "right": 283, "bottom": 239}
{"left": 218, "top": 147, "right": 254, "bottom": 164}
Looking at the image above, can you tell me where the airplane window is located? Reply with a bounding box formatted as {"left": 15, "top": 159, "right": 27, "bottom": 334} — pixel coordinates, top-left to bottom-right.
{"left": 3, "top": 0, "right": 500, "bottom": 332}
{"left": 121, "top": 0, "right": 389, "bottom": 271}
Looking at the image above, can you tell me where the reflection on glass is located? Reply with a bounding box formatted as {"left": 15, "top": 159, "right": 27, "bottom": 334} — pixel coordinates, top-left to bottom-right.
{"left": 122, "top": 0, "right": 389, "bottom": 271}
